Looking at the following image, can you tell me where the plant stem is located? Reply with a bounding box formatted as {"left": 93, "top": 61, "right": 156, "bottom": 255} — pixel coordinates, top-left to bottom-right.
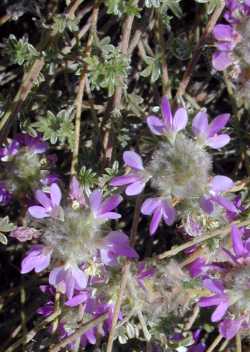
{"left": 49, "top": 313, "right": 108, "bottom": 352}
{"left": 158, "top": 219, "right": 250, "bottom": 260}
{"left": 70, "top": 3, "right": 99, "bottom": 175}
{"left": 206, "top": 334, "right": 223, "bottom": 352}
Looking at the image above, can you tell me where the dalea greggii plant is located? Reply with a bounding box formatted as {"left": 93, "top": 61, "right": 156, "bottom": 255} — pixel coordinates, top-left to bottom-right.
{"left": 1, "top": 1, "right": 250, "bottom": 352}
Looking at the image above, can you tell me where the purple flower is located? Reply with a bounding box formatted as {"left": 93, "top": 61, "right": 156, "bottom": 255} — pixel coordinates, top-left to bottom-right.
{"left": 188, "top": 329, "right": 206, "bottom": 352}
{"left": 110, "top": 151, "right": 149, "bottom": 196}
{"left": 100, "top": 231, "right": 138, "bottom": 266}
{"left": 226, "top": 195, "right": 244, "bottom": 221}
{"left": 10, "top": 226, "right": 41, "bottom": 242}
{"left": 69, "top": 176, "right": 86, "bottom": 207}
{"left": 49, "top": 264, "right": 88, "bottom": 299}
{"left": 0, "top": 182, "right": 11, "bottom": 205}
{"left": 199, "top": 279, "right": 230, "bottom": 322}
{"left": 147, "top": 96, "right": 188, "bottom": 139}
{"left": 212, "top": 24, "right": 240, "bottom": 71}
{"left": 89, "top": 190, "right": 122, "bottom": 220}
{"left": 21, "top": 245, "right": 52, "bottom": 273}
{"left": 192, "top": 111, "right": 230, "bottom": 149}
{"left": 0, "top": 140, "right": 20, "bottom": 161}
{"left": 65, "top": 290, "right": 89, "bottom": 307}
{"left": 223, "top": 224, "right": 250, "bottom": 263}
{"left": 16, "top": 133, "right": 48, "bottom": 154}
{"left": 219, "top": 318, "right": 242, "bottom": 340}
{"left": 28, "top": 183, "right": 62, "bottom": 219}
{"left": 141, "top": 197, "right": 176, "bottom": 235}
{"left": 200, "top": 175, "right": 237, "bottom": 214}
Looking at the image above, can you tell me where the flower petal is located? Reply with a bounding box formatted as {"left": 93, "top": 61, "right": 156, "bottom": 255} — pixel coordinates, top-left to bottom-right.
{"left": 212, "top": 51, "right": 233, "bottom": 71}
{"left": 231, "top": 224, "right": 246, "bottom": 257}
{"left": 173, "top": 108, "right": 188, "bottom": 132}
{"left": 211, "top": 301, "right": 229, "bottom": 322}
{"left": 203, "top": 278, "right": 224, "bottom": 294}
{"left": 150, "top": 208, "right": 162, "bottom": 235}
{"left": 50, "top": 183, "right": 62, "bottom": 207}
{"left": 123, "top": 151, "right": 144, "bottom": 170}
{"left": 206, "top": 134, "right": 230, "bottom": 149}
{"left": 210, "top": 175, "right": 234, "bottom": 193}
{"left": 100, "top": 195, "right": 122, "bottom": 214}
{"left": 147, "top": 116, "right": 165, "bottom": 135}
{"left": 125, "top": 181, "right": 145, "bottom": 196}
{"left": 200, "top": 197, "right": 214, "bottom": 214}
{"left": 192, "top": 111, "right": 209, "bottom": 137}
{"left": 161, "top": 96, "right": 172, "bottom": 128}
{"left": 141, "top": 198, "right": 159, "bottom": 215}
{"left": 208, "top": 113, "right": 230, "bottom": 137}
{"left": 219, "top": 319, "right": 242, "bottom": 340}
{"left": 110, "top": 175, "right": 139, "bottom": 186}
{"left": 35, "top": 190, "right": 51, "bottom": 209}
{"left": 89, "top": 189, "right": 102, "bottom": 213}
{"left": 28, "top": 206, "right": 48, "bottom": 219}
{"left": 213, "top": 24, "right": 235, "bottom": 41}
{"left": 161, "top": 200, "right": 176, "bottom": 225}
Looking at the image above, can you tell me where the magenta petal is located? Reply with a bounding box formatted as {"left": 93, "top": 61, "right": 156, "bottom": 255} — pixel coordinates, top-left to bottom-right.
{"left": 211, "top": 301, "right": 229, "bottom": 322}
{"left": 147, "top": 116, "right": 165, "bottom": 135}
{"left": 100, "top": 195, "right": 122, "bottom": 214}
{"left": 89, "top": 189, "right": 102, "bottom": 213}
{"left": 123, "top": 151, "right": 144, "bottom": 170}
{"left": 199, "top": 295, "right": 224, "bottom": 307}
{"left": 208, "top": 113, "right": 230, "bottom": 137}
{"left": 85, "top": 329, "right": 96, "bottom": 344}
{"left": 219, "top": 319, "right": 242, "bottom": 340}
{"left": 50, "top": 183, "right": 62, "bottom": 206}
{"left": 200, "top": 197, "right": 214, "bottom": 214}
{"left": 72, "top": 266, "right": 88, "bottom": 289}
{"left": 98, "top": 212, "right": 121, "bottom": 220}
{"left": 214, "top": 195, "right": 238, "bottom": 213}
{"left": 110, "top": 174, "right": 139, "bottom": 186}
{"left": 161, "top": 96, "right": 172, "bottom": 128}
{"left": 213, "top": 24, "right": 235, "bottom": 41}
{"left": 162, "top": 200, "right": 176, "bottom": 225}
{"left": 192, "top": 111, "right": 209, "bottom": 137}
{"left": 35, "top": 190, "right": 51, "bottom": 209}
{"left": 65, "top": 292, "right": 88, "bottom": 307}
{"left": 150, "top": 208, "right": 162, "bottom": 235}
{"left": 173, "top": 108, "right": 188, "bottom": 132}
{"left": 206, "top": 134, "right": 230, "bottom": 149}
{"left": 141, "top": 198, "right": 159, "bottom": 215}
{"left": 203, "top": 278, "right": 224, "bottom": 294}
{"left": 212, "top": 51, "right": 233, "bottom": 71}
{"left": 28, "top": 206, "right": 48, "bottom": 219}
{"left": 231, "top": 224, "right": 246, "bottom": 257}
{"left": 210, "top": 175, "right": 233, "bottom": 193}
{"left": 125, "top": 181, "right": 145, "bottom": 196}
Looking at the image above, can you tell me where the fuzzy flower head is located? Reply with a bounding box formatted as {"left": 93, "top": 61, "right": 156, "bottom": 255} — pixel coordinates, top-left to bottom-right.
{"left": 147, "top": 96, "right": 188, "bottom": 143}
{"left": 148, "top": 134, "right": 212, "bottom": 200}
{"left": 0, "top": 134, "right": 50, "bottom": 197}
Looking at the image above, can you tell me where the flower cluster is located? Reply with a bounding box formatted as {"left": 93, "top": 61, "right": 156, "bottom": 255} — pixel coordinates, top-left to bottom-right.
{"left": 111, "top": 97, "right": 235, "bottom": 235}
{"left": 0, "top": 133, "right": 52, "bottom": 205}
{"left": 198, "top": 224, "right": 250, "bottom": 340}
{"left": 17, "top": 177, "right": 138, "bottom": 348}
{"left": 212, "top": 0, "right": 250, "bottom": 99}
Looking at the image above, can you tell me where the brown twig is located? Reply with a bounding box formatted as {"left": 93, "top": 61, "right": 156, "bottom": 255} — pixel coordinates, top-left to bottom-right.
{"left": 236, "top": 333, "right": 242, "bottom": 352}
{"left": 102, "top": 0, "right": 138, "bottom": 166}
{"left": 0, "top": 0, "right": 84, "bottom": 145}
{"left": 158, "top": 219, "right": 250, "bottom": 260}
{"left": 206, "top": 334, "right": 223, "bottom": 352}
{"left": 70, "top": 3, "right": 99, "bottom": 175}
{"left": 49, "top": 313, "right": 108, "bottom": 352}
{"left": 156, "top": 10, "right": 170, "bottom": 97}
{"left": 175, "top": 0, "right": 225, "bottom": 99}
{"left": 5, "top": 310, "right": 61, "bottom": 352}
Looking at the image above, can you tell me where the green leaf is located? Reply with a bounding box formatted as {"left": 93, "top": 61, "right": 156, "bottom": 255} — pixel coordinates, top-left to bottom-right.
{"left": 0, "top": 217, "right": 15, "bottom": 233}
